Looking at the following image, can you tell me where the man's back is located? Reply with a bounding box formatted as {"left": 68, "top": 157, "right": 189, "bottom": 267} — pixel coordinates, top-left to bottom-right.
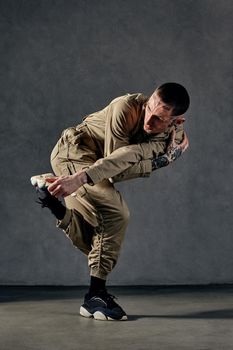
{"left": 82, "top": 93, "right": 147, "bottom": 156}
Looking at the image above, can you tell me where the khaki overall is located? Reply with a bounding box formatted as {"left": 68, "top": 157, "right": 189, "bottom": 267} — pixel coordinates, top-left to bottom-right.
{"left": 50, "top": 93, "right": 184, "bottom": 280}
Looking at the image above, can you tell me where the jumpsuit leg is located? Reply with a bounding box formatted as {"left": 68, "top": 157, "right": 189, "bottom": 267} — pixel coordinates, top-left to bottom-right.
{"left": 50, "top": 144, "right": 130, "bottom": 280}
{"left": 81, "top": 179, "right": 130, "bottom": 280}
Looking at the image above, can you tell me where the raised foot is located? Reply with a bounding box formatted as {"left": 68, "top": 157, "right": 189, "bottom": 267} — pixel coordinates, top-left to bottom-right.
{"left": 30, "top": 173, "right": 56, "bottom": 188}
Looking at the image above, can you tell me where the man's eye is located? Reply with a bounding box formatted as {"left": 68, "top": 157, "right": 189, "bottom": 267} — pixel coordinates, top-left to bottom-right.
{"left": 155, "top": 116, "right": 167, "bottom": 123}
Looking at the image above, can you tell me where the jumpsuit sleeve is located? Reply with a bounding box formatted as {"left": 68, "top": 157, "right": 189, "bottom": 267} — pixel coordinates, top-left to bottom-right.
{"left": 103, "top": 95, "right": 135, "bottom": 156}
{"left": 111, "top": 127, "right": 185, "bottom": 183}
{"left": 85, "top": 140, "right": 166, "bottom": 185}
{"left": 110, "top": 159, "right": 153, "bottom": 183}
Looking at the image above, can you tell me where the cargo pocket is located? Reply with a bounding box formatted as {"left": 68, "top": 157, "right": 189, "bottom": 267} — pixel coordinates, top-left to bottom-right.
{"left": 71, "top": 185, "right": 99, "bottom": 228}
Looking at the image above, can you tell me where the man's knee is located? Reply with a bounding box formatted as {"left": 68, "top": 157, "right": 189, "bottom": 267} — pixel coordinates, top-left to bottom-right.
{"left": 123, "top": 207, "right": 130, "bottom": 224}
{"left": 117, "top": 204, "right": 130, "bottom": 227}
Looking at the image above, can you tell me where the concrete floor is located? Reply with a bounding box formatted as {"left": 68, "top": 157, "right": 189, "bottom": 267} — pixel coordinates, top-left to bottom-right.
{"left": 0, "top": 285, "right": 233, "bottom": 350}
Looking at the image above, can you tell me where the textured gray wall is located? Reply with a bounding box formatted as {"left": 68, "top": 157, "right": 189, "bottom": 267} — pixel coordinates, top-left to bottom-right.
{"left": 0, "top": 0, "right": 232, "bottom": 285}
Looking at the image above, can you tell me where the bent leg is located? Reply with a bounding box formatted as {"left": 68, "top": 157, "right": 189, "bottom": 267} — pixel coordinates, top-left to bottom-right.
{"left": 57, "top": 179, "right": 130, "bottom": 280}
{"left": 56, "top": 205, "right": 94, "bottom": 255}
{"left": 50, "top": 146, "right": 97, "bottom": 256}
{"left": 83, "top": 180, "right": 130, "bottom": 280}
{"left": 50, "top": 141, "right": 130, "bottom": 279}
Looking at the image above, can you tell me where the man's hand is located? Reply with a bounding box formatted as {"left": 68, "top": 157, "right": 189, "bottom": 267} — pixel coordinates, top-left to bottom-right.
{"left": 46, "top": 171, "right": 88, "bottom": 198}
{"left": 166, "top": 129, "right": 189, "bottom": 160}
{"left": 152, "top": 130, "right": 189, "bottom": 171}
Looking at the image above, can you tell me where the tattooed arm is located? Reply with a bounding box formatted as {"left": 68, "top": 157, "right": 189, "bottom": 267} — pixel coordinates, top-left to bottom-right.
{"left": 152, "top": 130, "right": 189, "bottom": 170}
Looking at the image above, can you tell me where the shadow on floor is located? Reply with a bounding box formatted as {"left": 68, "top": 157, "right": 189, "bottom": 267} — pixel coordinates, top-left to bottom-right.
{"left": 128, "top": 308, "right": 233, "bottom": 321}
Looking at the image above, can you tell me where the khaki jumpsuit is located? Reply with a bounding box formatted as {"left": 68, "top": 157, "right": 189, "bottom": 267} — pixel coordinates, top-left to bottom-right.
{"left": 50, "top": 93, "right": 184, "bottom": 280}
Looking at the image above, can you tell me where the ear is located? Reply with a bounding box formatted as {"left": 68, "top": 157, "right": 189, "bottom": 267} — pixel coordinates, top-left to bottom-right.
{"left": 175, "top": 116, "right": 186, "bottom": 125}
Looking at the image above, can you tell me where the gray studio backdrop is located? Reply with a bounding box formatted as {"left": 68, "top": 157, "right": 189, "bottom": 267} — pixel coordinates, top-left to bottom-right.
{"left": 0, "top": 0, "right": 232, "bottom": 285}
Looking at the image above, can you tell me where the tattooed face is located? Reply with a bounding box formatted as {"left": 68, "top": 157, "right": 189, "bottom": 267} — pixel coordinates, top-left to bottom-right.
{"left": 143, "top": 91, "right": 182, "bottom": 134}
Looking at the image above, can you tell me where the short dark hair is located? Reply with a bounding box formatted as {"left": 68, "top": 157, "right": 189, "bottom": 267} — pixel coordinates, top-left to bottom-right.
{"left": 156, "top": 82, "right": 190, "bottom": 116}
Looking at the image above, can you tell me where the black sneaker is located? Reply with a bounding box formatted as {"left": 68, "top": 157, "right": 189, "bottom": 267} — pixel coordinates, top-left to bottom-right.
{"left": 31, "top": 173, "right": 66, "bottom": 220}
{"left": 80, "top": 290, "right": 128, "bottom": 321}
{"left": 35, "top": 186, "right": 59, "bottom": 208}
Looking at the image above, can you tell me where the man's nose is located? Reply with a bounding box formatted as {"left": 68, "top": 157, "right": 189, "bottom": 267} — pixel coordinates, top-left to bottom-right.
{"left": 147, "top": 116, "right": 154, "bottom": 126}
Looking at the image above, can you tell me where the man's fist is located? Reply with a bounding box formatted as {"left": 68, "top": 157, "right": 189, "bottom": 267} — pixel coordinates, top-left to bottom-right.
{"left": 46, "top": 171, "right": 88, "bottom": 198}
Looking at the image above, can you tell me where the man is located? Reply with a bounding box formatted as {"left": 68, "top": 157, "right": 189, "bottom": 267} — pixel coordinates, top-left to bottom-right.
{"left": 31, "top": 82, "right": 190, "bottom": 321}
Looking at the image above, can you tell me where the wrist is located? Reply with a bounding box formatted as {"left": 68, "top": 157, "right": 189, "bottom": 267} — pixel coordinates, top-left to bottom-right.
{"left": 73, "top": 171, "right": 88, "bottom": 186}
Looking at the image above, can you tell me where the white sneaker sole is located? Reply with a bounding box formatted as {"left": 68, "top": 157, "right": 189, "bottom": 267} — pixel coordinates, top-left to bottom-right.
{"left": 30, "top": 173, "right": 55, "bottom": 188}
{"left": 79, "top": 306, "right": 128, "bottom": 321}
{"left": 80, "top": 306, "right": 93, "bottom": 318}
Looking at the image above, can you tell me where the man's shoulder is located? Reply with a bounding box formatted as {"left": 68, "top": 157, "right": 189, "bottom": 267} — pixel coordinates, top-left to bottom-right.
{"left": 109, "top": 93, "right": 148, "bottom": 107}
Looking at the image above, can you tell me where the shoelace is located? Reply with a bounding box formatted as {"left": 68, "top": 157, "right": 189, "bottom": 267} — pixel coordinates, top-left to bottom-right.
{"left": 99, "top": 291, "right": 118, "bottom": 302}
